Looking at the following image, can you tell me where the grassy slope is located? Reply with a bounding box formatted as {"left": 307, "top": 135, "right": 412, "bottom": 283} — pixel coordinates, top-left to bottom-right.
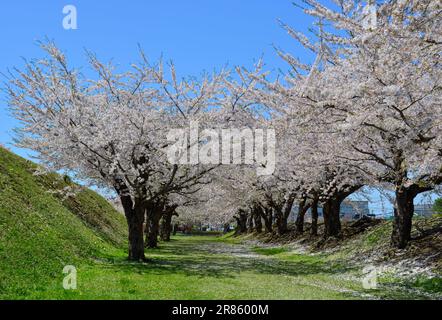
{"left": 245, "top": 218, "right": 442, "bottom": 299}
{"left": 0, "top": 146, "right": 127, "bottom": 298}
{"left": 325, "top": 217, "right": 442, "bottom": 296}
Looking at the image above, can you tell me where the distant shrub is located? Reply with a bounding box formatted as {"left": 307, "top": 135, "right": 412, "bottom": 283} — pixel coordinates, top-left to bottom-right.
{"left": 433, "top": 198, "right": 442, "bottom": 214}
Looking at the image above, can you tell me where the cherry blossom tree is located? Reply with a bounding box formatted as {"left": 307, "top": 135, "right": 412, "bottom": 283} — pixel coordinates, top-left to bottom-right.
{"left": 7, "top": 0, "right": 440, "bottom": 255}
{"left": 266, "top": 0, "right": 441, "bottom": 246}
{"left": 6, "top": 43, "right": 228, "bottom": 260}
{"left": 232, "top": 58, "right": 366, "bottom": 238}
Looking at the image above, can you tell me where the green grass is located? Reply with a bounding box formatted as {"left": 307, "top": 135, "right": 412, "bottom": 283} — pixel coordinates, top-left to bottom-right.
{"left": 363, "top": 222, "right": 391, "bottom": 246}
{"left": 24, "top": 235, "right": 364, "bottom": 300}
{"left": 412, "top": 277, "right": 442, "bottom": 293}
{"left": 24, "top": 234, "right": 436, "bottom": 300}
{"left": 0, "top": 146, "right": 127, "bottom": 299}
{"left": 252, "top": 246, "right": 289, "bottom": 255}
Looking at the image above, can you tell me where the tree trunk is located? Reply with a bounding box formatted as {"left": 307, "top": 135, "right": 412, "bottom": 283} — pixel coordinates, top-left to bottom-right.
{"left": 162, "top": 205, "right": 178, "bottom": 241}
{"left": 310, "top": 197, "right": 319, "bottom": 236}
{"left": 146, "top": 215, "right": 161, "bottom": 248}
{"left": 322, "top": 185, "right": 361, "bottom": 239}
{"left": 295, "top": 198, "right": 308, "bottom": 233}
{"left": 223, "top": 223, "right": 230, "bottom": 234}
{"left": 274, "top": 194, "right": 296, "bottom": 235}
{"left": 122, "top": 198, "right": 146, "bottom": 261}
{"left": 234, "top": 210, "right": 248, "bottom": 235}
{"left": 126, "top": 210, "right": 145, "bottom": 261}
{"left": 261, "top": 207, "right": 273, "bottom": 233}
{"left": 247, "top": 212, "right": 254, "bottom": 233}
{"left": 114, "top": 178, "right": 146, "bottom": 261}
{"left": 263, "top": 217, "right": 273, "bottom": 233}
{"left": 323, "top": 198, "right": 341, "bottom": 238}
{"left": 275, "top": 211, "right": 287, "bottom": 235}
{"left": 145, "top": 202, "right": 163, "bottom": 248}
{"left": 253, "top": 212, "right": 262, "bottom": 233}
{"left": 160, "top": 211, "right": 173, "bottom": 241}
{"left": 391, "top": 188, "right": 415, "bottom": 249}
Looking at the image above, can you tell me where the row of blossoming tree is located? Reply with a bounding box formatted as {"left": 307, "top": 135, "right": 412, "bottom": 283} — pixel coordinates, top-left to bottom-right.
{"left": 6, "top": 0, "right": 441, "bottom": 260}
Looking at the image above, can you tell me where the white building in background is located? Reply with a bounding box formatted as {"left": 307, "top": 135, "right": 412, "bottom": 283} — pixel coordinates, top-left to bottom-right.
{"left": 340, "top": 201, "right": 371, "bottom": 221}
{"left": 289, "top": 200, "right": 371, "bottom": 223}
{"left": 414, "top": 204, "right": 435, "bottom": 217}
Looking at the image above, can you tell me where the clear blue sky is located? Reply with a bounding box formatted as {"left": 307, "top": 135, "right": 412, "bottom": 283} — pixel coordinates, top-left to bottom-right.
{"left": 0, "top": 0, "right": 318, "bottom": 155}
{"left": 0, "top": 1, "right": 432, "bottom": 213}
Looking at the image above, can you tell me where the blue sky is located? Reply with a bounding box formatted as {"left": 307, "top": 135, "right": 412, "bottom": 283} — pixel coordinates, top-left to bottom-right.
{"left": 0, "top": 0, "right": 317, "bottom": 156}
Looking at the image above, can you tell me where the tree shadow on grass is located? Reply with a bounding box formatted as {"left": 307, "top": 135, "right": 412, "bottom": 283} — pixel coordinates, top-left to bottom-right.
{"left": 97, "top": 238, "right": 351, "bottom": 280}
